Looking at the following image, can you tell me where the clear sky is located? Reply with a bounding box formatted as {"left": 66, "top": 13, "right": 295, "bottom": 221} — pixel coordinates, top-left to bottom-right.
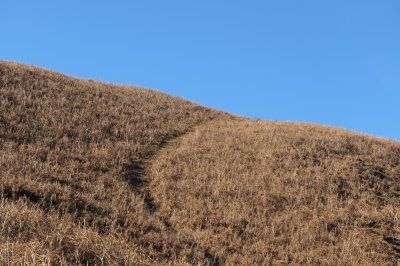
{"left": 1, "top": 1, "right": 399, "bottom": 140}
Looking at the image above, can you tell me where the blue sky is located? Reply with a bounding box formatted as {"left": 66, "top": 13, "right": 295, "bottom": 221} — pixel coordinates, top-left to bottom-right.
{"left": 1, "top": 1, "right": 399, "bottom": 140}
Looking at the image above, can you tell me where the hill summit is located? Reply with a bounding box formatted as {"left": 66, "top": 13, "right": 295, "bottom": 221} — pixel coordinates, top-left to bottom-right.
{"left": 1, "top": 60, "right": 399, "bottom": 265}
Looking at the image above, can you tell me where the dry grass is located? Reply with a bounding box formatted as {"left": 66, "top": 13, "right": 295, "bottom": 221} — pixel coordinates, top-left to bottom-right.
{"left": 0, "top": 60, "right": 227, "bottom": 265}
{"left": 150, "top": 120, "right": 400, "bottom": 265}
{"left": 1, "top": 60, "right": 400, "bottom": 265}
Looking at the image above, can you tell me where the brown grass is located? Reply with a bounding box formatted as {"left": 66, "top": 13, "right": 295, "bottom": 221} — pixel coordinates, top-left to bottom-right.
{"left": 1, "top": 60, "right": 400, "bottom": 265}
{"left": 150, "top": 120, "right": 400, "bottom": 265}
{"left": 0, "top": 60, "right": 227, "bottom": 265}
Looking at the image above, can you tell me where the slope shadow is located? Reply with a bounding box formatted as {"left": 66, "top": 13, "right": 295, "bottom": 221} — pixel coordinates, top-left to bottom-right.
{"left": 123, "top": 162, "right": 158, "bottom": 212}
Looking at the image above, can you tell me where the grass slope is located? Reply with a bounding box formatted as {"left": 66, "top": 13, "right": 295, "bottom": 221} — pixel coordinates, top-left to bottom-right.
{"left": 1, "top": 60, "right": 400, "bottom": 265}
{"left": 0, "top": 60, "right": 227, "bottom": 265}
{"left": 150, "top": 120, "right": 400, "bottom": 265}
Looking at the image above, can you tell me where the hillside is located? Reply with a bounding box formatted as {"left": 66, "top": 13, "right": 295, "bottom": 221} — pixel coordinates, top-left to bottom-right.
{"left": 1, "top": 60, "right": 400, "bottom": 265}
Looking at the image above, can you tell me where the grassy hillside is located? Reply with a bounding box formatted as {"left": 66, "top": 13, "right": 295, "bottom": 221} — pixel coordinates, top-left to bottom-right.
{"left": 150, "top": 120, "right": 400, "bottom": 265}
{"left": 0, "top": 60, "right": 227, "bottom": 265}
{"left": 1, "top": 60, "right": 400, "bottom": 265}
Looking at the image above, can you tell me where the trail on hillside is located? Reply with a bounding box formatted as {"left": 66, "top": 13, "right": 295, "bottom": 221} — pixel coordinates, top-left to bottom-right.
{"left": 0, "top": 60, "right": 229, "bottom": 265}
{"left": 130, "top": 121, "right": 231, "bottom": 265}
{"left": 2, "top": 60, "right": 400, "bottom": 265}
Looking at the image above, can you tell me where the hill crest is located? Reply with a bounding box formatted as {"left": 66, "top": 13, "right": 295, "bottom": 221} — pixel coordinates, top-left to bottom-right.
{"left": 1, "top": 60, "right": 399, "bottom": 265}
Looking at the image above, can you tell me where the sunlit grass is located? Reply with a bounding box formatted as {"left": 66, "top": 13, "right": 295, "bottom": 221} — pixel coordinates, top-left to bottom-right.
{"left": 1, "top": 60, "right": 399, "bottom": 265}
